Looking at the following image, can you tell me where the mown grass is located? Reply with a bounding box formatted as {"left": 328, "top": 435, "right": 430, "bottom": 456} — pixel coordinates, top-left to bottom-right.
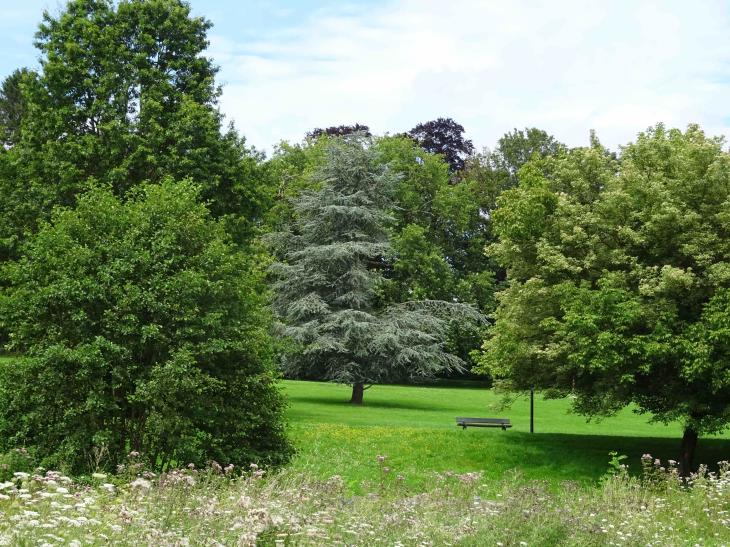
{"left": 283, "top": 380, "right": 730, "bottom": 490}
{"left": 2, "top": 352, "right": 728, "bottom": 489}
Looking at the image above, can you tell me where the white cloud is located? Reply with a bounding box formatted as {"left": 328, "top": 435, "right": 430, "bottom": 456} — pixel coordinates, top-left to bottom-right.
{"left": 208, "top": 0, "right": 730, "bottom": 153}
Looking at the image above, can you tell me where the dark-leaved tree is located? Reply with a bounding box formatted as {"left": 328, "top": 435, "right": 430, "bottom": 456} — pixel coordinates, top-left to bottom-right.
{"left": 307, "top": 123, "right": 371, "bottom": 139}
{"left": 408, "top": 117, "right": 474, "bottom": 173}
{"left": 269, "top": 135, "right": 479, "bottom": 404}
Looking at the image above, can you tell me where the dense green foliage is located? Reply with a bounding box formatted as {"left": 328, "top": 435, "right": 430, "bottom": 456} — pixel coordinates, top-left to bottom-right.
{"left": 377, "top": 136, "right": 495, "bottom": 307}
{"left": 270, "top": 136, "right": 478, "bottom": 403}
{"left": 0, "top": 0, "right": 288, "bottom": 475}
{"left": 486, "top": 127, "right": 565, "bottom": 185}
{"left": 0, "top": 68, "right": 33, "bottom": 147}
{"left": 477, "top": 124, "right": 730, "bottom": 471}
{"left": 0, "top": 0, "right": 268, "bottom": 259}
{"left": 307, "top": 123, "right": 371, "bottom": 139}
{"left": 0, "top": 181, "right": 290, "bottom": 473}
{"left": 267, "top": 134, "right": 501, "bottom": 370}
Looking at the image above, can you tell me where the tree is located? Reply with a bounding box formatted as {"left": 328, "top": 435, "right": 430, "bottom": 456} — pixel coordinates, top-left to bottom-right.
{"left": 307, "top": 123, "right": 371, "bottom": 139}
{"left": 476, "top": 124, "right": 730, "bottom": 474}
{"left": 0, "top": 0, "right": 269, "bottom": 257}
{"left": 269, "top": 135, "right": 475, "bottom": 404}
{"left": 376, "top": 136, "right": 498, "bottom": 368}
{"left": 408, "top": 117, "right": 474, "bottom": 174}
{"left": 265, "top": 135, "right": 496, "bottom": 374}
{"left": 462, "top": 128, "right": 565, "bottom": 219}
{"left": 0, "top": 68, "right": 34, "bottom": 147}
{"left": 489, "top": 127, "right": 564, "bottom": 178}
{"left": 0, "top": 180, "right": 291, "bottom": 473}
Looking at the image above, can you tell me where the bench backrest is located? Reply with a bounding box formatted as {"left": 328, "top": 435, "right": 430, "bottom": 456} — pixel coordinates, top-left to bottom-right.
{"left": 455, "top": 417, "right": 511, "bottom": 425}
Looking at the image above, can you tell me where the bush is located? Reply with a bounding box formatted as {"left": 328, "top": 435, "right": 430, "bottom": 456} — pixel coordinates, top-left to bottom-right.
{"left": 0, "top": 180, "right": 291, "bottom": 473}
{"left": 0, "top": 448, "right": 34, "bottom": 481}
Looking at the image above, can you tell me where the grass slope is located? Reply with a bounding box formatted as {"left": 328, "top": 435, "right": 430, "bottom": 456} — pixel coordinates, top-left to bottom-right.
{"left": 283, "top": 380, "right": 730, "bottom": 491}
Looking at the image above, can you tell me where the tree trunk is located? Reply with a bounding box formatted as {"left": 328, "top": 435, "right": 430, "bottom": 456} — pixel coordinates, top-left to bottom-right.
{"left": 350, "top": 382, "right": 364, "bottom": 405}
{"left": 679, "top": 426, "right": 698, "bottom": 477}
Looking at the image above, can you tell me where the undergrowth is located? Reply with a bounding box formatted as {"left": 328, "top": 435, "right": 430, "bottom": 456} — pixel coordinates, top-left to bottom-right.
{"left": 0, "top": 449, "right": 728, "bottom": 546}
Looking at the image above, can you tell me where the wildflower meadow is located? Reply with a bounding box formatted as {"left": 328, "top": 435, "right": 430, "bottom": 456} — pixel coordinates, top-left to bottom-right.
{"left": 1, "top": 447, "right": 729, "bottom": 546}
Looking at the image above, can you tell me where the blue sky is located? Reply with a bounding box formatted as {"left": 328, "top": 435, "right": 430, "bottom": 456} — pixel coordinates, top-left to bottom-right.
{"left": 2, "top": 0, "right": 730, "bottom": 153}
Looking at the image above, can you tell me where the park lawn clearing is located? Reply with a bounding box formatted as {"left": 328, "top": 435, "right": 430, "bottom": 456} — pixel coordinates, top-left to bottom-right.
{"left": 283, "top": 380, "right": 730, "bottom": 491}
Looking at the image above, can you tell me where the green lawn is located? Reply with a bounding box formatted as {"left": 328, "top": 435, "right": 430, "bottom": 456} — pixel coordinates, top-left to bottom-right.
{"left": 283, "top": 380, "right": 730, "bottom": 491}
{"left": 2, "top": 353, "right": 728, "bottom": 491}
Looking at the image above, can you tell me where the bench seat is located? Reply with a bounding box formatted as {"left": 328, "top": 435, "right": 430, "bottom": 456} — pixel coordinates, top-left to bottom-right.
{"left": 456, "top": 417, "right": 512, "bottom": 430}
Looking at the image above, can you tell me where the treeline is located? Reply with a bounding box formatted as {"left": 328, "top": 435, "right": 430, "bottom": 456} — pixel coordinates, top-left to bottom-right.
{"left": 0, "top": 0, "right": 728, "bottom": 475}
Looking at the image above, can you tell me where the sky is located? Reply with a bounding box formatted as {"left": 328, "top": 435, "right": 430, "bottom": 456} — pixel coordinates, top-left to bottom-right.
{"left": 2, "top": 0, "right": 730, "bottom": 154}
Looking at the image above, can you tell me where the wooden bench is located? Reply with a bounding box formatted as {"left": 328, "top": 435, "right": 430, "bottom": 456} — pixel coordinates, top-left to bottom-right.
{"left": 456, "top": 417, "right": 512, "bottom": 430}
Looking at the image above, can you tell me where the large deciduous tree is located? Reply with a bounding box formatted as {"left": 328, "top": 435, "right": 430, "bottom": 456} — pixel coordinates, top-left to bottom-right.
{"left": 0, "top": 0, "right": 268, "bottom": 257}
{"left": 375, "top": 136, "right": 498, "bottom": 367}
{"left": 464, "top": 127, "right": 565, "bottom": 217}
{"left": 476, "top": 124, "right": 730, "bottom": 474}
{"left": 0, "top": 180, "right": 291, "bottom": 473}
{"left": 270, "top": 135, "right": 475, "bottom": 404}
{"left": 489, "top": 127, "right": 564, "bottom": 180}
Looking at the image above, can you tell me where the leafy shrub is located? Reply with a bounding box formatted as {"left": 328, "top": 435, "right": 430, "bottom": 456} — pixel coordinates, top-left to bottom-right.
{"left": 0, "top": 448, "right": 34, "bottom": 481}
{"left": 0, "top": 180, "right": 291, "bottom": 473}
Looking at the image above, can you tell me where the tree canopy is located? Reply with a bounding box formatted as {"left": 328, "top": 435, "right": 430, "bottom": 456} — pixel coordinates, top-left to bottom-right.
{"left": 476, "top": 124, "right": 730, "bottom": 473}
{"left": 265, "top": 134, "right": 497, "bottom": 371}
{"left": 489, "top": 127, "right": 564, "bottom": 179}
{"left": 307, "top": 124, "right": 372, "bottom": 139}
{"left": 0, "top": 0, "right": 269, "bottom": 258}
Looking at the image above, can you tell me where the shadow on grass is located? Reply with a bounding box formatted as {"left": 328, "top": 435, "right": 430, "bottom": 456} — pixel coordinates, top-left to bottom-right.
{"left": 479, "top": 430, "right": 730, "bottom": 478}
{"left": 289, "top": 395, "right": 448, "bottom": 412}
{"left": 395, "top": 379, "right": 493, "bottom": 390}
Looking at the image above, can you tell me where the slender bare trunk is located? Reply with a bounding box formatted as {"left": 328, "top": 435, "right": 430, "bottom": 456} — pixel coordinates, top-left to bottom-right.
{"left": 679, "top": 426, "right": 698, "bottom": 477}
{"left": 350, "top": 382, "right": 364, "bottom": 405}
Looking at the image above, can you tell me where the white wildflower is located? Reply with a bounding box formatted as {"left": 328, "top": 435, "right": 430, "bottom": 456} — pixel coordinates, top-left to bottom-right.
{"left": 130, "top": 478, "right": 151, "bottom": 489}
